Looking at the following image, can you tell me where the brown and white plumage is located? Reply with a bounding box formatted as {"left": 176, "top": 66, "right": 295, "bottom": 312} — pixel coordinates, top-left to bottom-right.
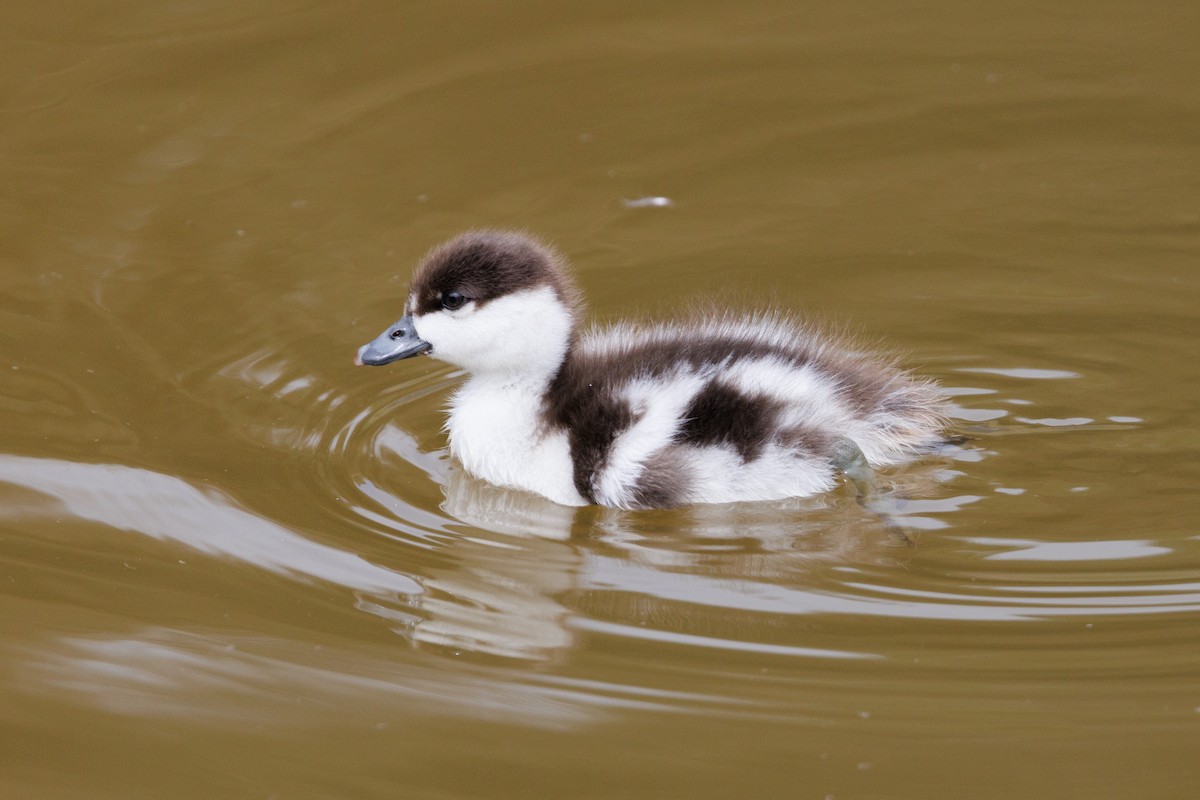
{"left": 357, "top": 231, "right": 948, "bottom": 509}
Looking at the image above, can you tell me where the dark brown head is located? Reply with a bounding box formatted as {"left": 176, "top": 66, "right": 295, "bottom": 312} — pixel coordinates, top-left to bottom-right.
{"left": 407, "top": 230, "right": 580, "bottom": 317}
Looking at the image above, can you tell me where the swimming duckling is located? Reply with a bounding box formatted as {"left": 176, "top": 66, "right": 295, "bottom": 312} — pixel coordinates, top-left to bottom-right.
{"left": 357, "top": 231, "right": 947, "bottom": 510}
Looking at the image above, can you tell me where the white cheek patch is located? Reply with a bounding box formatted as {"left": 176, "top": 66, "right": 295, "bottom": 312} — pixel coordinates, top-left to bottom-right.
{"left": 411, "top": 286, "right": 572, "bottom": 376}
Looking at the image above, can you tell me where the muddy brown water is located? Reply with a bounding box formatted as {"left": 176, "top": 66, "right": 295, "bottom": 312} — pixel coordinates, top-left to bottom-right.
{"left": 2, "top": 2, "right": 1199, "bottom": 798}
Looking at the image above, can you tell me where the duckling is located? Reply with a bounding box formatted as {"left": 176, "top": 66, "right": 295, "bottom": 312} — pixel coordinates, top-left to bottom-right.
{"left": 356, "top": 230, "right": 947, "bottom": 510}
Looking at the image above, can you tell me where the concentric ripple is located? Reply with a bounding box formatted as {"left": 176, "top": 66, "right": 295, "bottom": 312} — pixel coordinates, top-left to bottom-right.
{"left": 148, "top": 340, "right": 1198, "bottom": 680}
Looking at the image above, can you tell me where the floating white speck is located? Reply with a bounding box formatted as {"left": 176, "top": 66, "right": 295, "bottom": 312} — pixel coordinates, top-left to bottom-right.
{"left": 622, "top": 196, "right": 673, "bottom": 208}
{"left": 1107, "top": 416, "right": 1143, "bottom": 423}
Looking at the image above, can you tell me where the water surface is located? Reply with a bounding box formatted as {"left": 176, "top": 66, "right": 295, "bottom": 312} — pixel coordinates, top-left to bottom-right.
{"left": 2, "top": 1, "right": 1199, "bottom": 798}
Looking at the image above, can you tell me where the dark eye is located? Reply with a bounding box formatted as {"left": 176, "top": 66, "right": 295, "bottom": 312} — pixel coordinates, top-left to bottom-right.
{"left": 441, "top": 291, "right": 467, "bottom": 311}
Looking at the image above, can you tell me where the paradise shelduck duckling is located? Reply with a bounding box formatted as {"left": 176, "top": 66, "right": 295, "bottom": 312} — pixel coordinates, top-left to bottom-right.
{"left": 357, "top": 230, "right": 948, "bottom": 509}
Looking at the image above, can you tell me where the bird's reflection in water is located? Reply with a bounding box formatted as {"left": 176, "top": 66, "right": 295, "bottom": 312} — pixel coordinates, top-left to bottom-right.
{"left": 404, "top": 462, "right": 952, "bottom": 663}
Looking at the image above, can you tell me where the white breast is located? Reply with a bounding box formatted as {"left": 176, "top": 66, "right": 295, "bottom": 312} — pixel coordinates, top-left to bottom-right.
{"left": 446, "top": 376, "right": 586, "bottom": 507}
